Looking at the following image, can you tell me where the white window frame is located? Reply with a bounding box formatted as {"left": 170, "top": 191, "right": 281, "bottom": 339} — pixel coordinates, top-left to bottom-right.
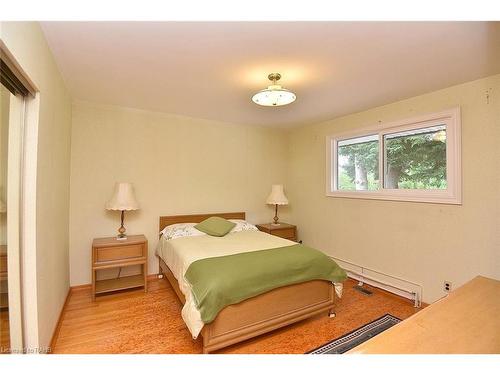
{"left": 326, "top": 107, "right": 462, "bottom": 204}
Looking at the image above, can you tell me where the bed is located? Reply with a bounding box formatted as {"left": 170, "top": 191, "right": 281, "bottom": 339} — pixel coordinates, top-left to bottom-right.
{"left": 156, "top": 212, "right": 345, "bottom": 353}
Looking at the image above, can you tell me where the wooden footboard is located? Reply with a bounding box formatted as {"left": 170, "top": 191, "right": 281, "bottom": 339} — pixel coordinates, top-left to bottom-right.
{"left": 158, "top": 257, "right": 336, "bottom": 353}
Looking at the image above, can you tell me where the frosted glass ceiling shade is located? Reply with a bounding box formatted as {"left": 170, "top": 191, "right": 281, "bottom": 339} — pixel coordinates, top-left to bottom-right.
{"left": 266, "top": 184, "right": 289, "bottom": 205}
{"left": 252, "top": 86, "right": 296, "bottom": 107}
{"left": 252, "top": 73, "right": 296, "bottom": 107}
{"left": 105, "top": 183, "right": 139, "bottom": 211}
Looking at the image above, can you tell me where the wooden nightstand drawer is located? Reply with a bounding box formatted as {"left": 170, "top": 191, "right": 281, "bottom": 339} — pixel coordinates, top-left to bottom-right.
{"left": 0, "top": 245, "right": 6, "bottom": 274}
{"left": 272, "top": 227, "right": 296, "bottom": 240}
{"left": 0, "top": 255, "right": 6, "bottom": 274}
{"left": 256, "top": 223, "right": 297, "bottom": 242}
{"left": 96, "top": 244, "right": 144, "bottom": 263}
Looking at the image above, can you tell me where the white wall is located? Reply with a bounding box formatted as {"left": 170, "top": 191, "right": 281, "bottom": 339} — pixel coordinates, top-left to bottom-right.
{"left": 69, "top": 101, "right": 290, "bottom": 286}
{"left": 0, "top": 22, "right": 72, "bottom": 349}
{"left": 287, "top": 74, "right": 500, "bottom": 303}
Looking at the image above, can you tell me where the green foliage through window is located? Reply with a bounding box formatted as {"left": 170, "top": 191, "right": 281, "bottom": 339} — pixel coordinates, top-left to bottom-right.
{"left": 337, "top": 125, "right": 447, "bottom": 191}
{"left": 384, "top": 127, "right": 446, "bottom": 189}
{"left": 338, "top": 136, "right": 379, "bottom": 191}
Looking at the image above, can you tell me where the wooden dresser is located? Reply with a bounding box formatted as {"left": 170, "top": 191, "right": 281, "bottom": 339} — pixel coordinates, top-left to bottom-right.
{"left": 348, "top": 276, "right": 500, "bottom": 354}
{"left": 0, "top": 245, "right": 7, "bottom": 309}
{"left": 256, "top": 223, "right": 297, "bottom": 242}
{"left": 92, "top": 235, "right": 148, "bottom": 300}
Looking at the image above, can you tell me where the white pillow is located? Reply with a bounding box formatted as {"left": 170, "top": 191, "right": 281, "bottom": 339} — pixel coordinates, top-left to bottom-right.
{"left": 229, "top": 219, "right": 259, "bottom": 233}
{"left": 160, "top": 223, "right": 206, "bottom": 240}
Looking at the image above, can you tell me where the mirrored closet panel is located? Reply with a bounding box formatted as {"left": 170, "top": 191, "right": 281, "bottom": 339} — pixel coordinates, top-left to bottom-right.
{"left": 0, "top": 83, "right": 10, "bottom": 353}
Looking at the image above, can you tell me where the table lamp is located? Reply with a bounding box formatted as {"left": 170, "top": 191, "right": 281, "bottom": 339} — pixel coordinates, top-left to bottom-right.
{"left": 266, "top": 184, "right": 288, "bottom": 225}
{"left": 105, "top": 182, "right": 139, "bottom": 240}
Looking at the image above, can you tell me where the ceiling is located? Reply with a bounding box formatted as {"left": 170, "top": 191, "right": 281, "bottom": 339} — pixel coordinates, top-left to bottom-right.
{"left": 41, "top": 22, "right": 500, "bottom": 128}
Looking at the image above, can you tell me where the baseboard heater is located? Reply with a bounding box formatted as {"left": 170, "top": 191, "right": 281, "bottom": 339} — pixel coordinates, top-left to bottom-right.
{"left": 331, "top": 256, "right": 422, "bottom": 308}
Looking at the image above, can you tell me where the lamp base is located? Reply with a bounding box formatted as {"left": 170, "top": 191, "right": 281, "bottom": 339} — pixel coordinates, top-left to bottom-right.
{"left": 116, "top": 210, "right": 127, "bottom": 240}
{"left": 270, "top": 222, "right": 282, "bottom": 226}
{"left": 272, "top": 204, "right": 280, "bottom": 226}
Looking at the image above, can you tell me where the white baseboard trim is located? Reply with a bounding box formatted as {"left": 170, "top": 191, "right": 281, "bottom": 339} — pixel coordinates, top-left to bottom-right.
{"left": 331, "top": 256, "right": 423, "bottom": 307}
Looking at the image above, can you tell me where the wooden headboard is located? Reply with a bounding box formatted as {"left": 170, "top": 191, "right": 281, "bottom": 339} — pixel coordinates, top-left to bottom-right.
{"left": 159, "top": 212, "right": 246, "bottom": 233}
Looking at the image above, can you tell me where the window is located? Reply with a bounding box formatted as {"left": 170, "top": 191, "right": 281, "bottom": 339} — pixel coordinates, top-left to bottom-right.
{"left": 384, "top": 125, "right": 447, "bottom": 190}
{"left": 326, "top": 108, "right": 461, "bottom": 204}
{"left": 337, "top": 135, "right": 379, "bottom": 191}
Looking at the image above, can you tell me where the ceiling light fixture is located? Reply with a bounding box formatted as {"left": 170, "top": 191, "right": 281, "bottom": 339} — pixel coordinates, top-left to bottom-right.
{"left": 252, "top": 73, "right": 296, "bottom": 107}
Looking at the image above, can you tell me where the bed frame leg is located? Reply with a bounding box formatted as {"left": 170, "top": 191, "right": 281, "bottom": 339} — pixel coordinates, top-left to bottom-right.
{"left": 328, "top": 309, "right": 336, "bottom": 318}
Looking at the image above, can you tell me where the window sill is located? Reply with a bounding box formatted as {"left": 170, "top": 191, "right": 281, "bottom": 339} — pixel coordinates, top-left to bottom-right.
{"left": 326, "top": 190, "right": 462, "bottom": 205}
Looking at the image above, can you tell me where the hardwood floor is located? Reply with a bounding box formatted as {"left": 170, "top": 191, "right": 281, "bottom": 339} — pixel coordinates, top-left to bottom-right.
{"left": 52, "top": 277, "right": 424, "bottom": 354}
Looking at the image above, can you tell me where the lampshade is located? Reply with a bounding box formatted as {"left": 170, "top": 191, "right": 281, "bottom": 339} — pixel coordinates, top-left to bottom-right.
{"left": 266, "top": 184, "right": 289, "bottom": 205}
{"left": 105, "top": 183, "right": 139, "bottom": 211}
{"left": 252, "top": 73, "right": 296, "bottom": 107}
{"left": 0, "top": 198, "right": 5, "bottom": 213}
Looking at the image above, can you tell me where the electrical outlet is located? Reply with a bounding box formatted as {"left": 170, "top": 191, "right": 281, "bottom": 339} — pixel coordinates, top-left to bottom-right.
{"left": 444, "top": 281, "right": 452, "bottom": 293}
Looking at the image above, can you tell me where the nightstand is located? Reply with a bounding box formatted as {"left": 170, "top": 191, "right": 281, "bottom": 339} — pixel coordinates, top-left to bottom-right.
{"left": 92, "top": 234, "right": 148, "bottom": 300}
{"left": 256, "top": 223, "right": 297, "bottom": 242}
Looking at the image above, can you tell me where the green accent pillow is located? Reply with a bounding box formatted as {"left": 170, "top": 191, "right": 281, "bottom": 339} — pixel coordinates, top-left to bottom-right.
{"left": 195, "top": 217, "right": 236, "bottom": 237}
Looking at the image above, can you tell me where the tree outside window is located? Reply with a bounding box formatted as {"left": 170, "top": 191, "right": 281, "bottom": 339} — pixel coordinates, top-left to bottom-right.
{"left": 337, "top": 126, "right": 446, "bottom": 191}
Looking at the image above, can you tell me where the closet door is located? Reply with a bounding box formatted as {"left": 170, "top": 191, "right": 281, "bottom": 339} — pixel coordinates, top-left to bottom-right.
{"left": 0, "top": 80, "right": 10, "bottom": 353}
{"left": 1, "top": 77, "right": 27, "bottom": 354}
{"left": 1, "top": 49, "right": 34, "bottom": 353}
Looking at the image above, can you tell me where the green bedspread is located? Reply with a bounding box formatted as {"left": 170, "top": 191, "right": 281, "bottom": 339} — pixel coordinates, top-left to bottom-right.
{"left": 184, "top": 244, "right": 347, "bottom": 323}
